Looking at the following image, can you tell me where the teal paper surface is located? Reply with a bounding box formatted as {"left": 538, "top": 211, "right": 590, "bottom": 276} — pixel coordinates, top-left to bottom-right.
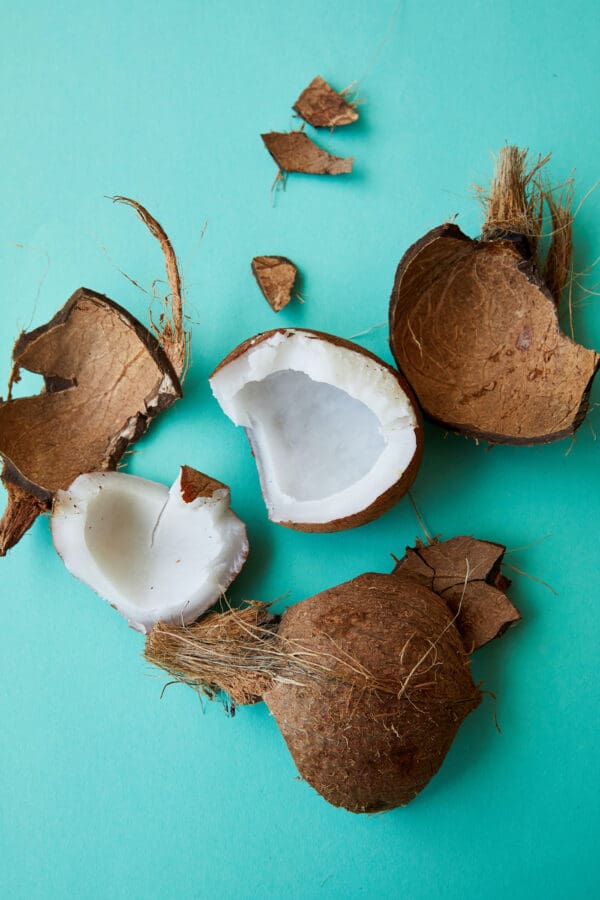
{"left": 1, "top": 1, "right": 599, "bottom": 897}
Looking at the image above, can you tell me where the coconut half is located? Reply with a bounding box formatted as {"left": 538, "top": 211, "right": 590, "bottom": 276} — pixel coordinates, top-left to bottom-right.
{"left": 51, "top": 466, "right": 248, "bottom": 633}
{"left": 210, "top": 329, "right": 422, "bottom": 531}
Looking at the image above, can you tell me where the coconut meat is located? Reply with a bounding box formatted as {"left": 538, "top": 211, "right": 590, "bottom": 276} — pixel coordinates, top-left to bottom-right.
{"left": 210, "top": 331, "right": 418, "bottom": 524}
{"left": 51, "top": 470, "right": 248, "bottom": 633}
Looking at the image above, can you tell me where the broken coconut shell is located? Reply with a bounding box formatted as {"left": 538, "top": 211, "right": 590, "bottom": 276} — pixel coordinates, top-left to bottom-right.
{"left": 0, "top": 288, "right": 181, "bottom": 553}
{"left": 0, "top": 199, "right": 188, "bottom": 554}
{"left": 389, "top": 147, "right": 599, "bottom": 444}
{"left": 261, "top": 131, "right": 353, "bottom": 176}
{"left": 147, "top": 534, "right": 518, "bottom": 812}
{"left": 393, "top": 536, "right": 519, "bottom": 651}
{"left": 210, "top": 328, "right": 423, "bottom": 531}
{"left": 251, "top": 256, "right": 298, "bottom": 312}
{"left": 52, "top": 466, "right": 248, "bottom": 633}
{"left": 293, "top": 76, "right": 359, "bottom": 128}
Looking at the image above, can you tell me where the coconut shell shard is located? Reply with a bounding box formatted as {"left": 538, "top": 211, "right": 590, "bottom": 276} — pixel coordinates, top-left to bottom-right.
{"left": 251, "top": 256, "right": 298, "bottom": 312}
{"left": 0, "top": 288, "right": 181, "bottom": 553}
{"left": 394, "top": 536, "right": 520, "bottom": 651}
{"left": 389, "top": 222, "right": 599, "bottom": 443}
{"left": 261, "top": 131, "right": 353, "bottom": 175}
{"left": 293, "top": 76, "right": 359, "bottom": 128}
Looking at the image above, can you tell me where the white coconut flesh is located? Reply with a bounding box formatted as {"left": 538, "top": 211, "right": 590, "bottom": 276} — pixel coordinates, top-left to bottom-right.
{"left": 210, "top": 331, "right": 418, "bottom": 525}
{"left": 51, "top": 470, "right": 248, "bottom": 633}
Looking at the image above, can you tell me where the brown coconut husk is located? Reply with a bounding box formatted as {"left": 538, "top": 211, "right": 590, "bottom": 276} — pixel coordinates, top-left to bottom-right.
{"left": 251, "top": 256, "right": 298, "bottom": 312}
{"left": 146, "top": 536, "right": 519, "bottom": 812}
{"left": 146, "top": 604, "right": 278, "bottom": 705}
{"left": 293, "top": 76, "right": 359, "bottom": 128}
{"left": 261, "top": 130, "right": 353, "bottom": 176}
{"left": 389, "top": 147, "right": 598, "bottom": 445}
{"left": 0, "top": 202, "right": 187, "bottom": 554}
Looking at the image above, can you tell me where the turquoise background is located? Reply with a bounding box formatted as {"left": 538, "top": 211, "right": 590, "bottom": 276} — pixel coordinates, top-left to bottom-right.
{"left": 1, "top": 1, "right": 599, "bottom": 897}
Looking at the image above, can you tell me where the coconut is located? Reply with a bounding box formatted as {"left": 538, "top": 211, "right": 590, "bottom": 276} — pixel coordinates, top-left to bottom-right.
{"left": 209, "top": 328, "right": 423, "bottom": 531}
{"left": 251, "top": 256, "right": 298, "bottom": 312}
{"left": 145, "top": 536, "right": 518, "bottom": 812}
{"left": 52, "top": 466, "right": 248, "bottom": 633}
{"left": 292, "top": 76, "right": 359, "bottom": 128}
{"left": 389, "top": 147, "right": 599, "bottom": 444}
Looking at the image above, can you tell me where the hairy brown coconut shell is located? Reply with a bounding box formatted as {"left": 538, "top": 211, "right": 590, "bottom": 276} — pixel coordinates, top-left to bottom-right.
{"left": 389, "top": 222, "right": 599, "bottom": 444}
{"left": 263, "top": 573, "right": 481, "bottom": 812}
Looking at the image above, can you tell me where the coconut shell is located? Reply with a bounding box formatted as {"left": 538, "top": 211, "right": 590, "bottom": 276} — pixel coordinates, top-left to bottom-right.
{"left": 389, "top": 224, "right": 599, "bottom": 444}
{"left": 263, "top": 573, "right": 481, "bottom": 812}
{"left": 293, "top": 76, "right": 359, "bottom": 128}
{"left": 393, "top": 536, "right": 520, "bottom": 651}
{"left": 0, "top": 288, "right": 181, "bottom": 553}
{"left": 251, "top": 256, "right": 298, "bottom": 312}
{"left": 261, "top": 131, "right": 353, "bottom": 175}
{"left": 210, "top": 328, "right": 423, "bottom": 532}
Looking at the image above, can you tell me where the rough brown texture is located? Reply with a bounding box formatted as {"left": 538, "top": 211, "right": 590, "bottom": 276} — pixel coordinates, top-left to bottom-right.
{"left": 0, "top": 288, "right": 181, "bottom": 553}
{"left": 389, "top": 222, "right": 599, "bottom": 443}
{"left": 261, "top": 131, "right": 353, "bottom": 175}
{"left": 265, "top": 574, "right": 480, "bottom": 812}
{"left": 393, "top": 536, "right": 519, "bottom": 651}
{"left": 210, "top": 328, "right": 423, "bottom": 532}
{"left": 251, "top": 256, "right": 298, "bottom": 312}
{"left": 293, "top": 76, "right": 359, "bottom": 128}
{"left": 147, "top": 573, "right": 481, "bottom": 812}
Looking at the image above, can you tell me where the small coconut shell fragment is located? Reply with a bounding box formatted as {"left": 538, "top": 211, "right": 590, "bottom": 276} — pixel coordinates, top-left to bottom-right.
{"left": 261, "top": 131, "right": 353, "bottom": 175}
{"left": 0, "top": 288, "right": 181, "bottom": 553}
{"left": 251, "top": 256, "right": 298, "bottom": 312}
{"left": 293, "top": 76, "right": 359, "bottom": 128}
{"left": 393, "top": 536, "right": 520, "bottom": 651}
